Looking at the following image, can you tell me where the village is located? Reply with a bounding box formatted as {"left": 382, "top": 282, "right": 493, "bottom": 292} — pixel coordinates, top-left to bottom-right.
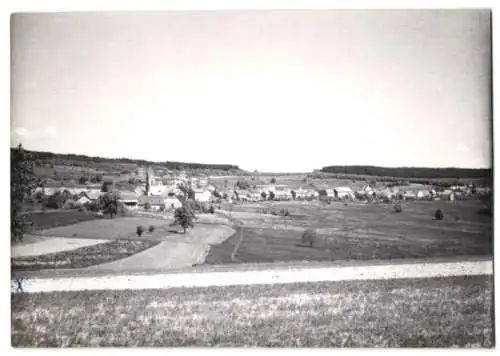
{"left": 29, "top": 164, "right": 492, "bottom": 215}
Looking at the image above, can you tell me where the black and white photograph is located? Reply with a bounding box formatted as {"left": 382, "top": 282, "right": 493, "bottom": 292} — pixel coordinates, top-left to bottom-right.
{"left": 9, "top": 4, "right": 494, "bottom": 348}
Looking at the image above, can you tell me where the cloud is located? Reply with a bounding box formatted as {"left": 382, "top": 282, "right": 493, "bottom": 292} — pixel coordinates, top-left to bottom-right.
{"left": 456, "top": 143, "right": 470, "bottom": 153}
{"left": 43, "top": 126, "right": 57, "bottom": 136}
{"left": 13, "top": 126, "right": 30, "bottom": 137}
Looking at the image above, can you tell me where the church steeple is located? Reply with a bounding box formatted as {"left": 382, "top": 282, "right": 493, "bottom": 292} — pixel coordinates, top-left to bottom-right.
{"left": 145, "top": 166, "right": 152, "bottom": 196}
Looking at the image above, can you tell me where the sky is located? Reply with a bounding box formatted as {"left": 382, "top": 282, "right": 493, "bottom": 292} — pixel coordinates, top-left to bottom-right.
{"left": 10, "top": 10, "right": 492, "bottom": 172}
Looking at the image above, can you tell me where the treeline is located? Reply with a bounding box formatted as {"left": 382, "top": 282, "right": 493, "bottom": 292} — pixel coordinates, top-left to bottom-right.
{"left": 320, "top": 165, "right": 491, "bottom": 179}
{"left": 19, "top": 149, "right": 242, "bottom": 172}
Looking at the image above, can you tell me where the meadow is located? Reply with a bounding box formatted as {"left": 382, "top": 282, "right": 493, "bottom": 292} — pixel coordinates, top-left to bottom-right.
{"left": 31, "top": 216, "right": 176, "bottom": 240}
{"left": 11, "top": 275, "right": 493, "bottom": 347}
{"left": 205, "top": 200, "right": 492, "bottom": 264}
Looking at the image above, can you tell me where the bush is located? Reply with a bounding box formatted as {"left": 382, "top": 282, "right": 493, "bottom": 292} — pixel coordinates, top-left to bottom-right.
{"left": 434, "top": 209, "right": 444, "bottom": 220}
{"left": 148, "top": 225, "right": 155, "bottom": 233}
{"left": 302, "top": 228, "right": 317, "bottom": 247}
{"left": 208, "top": 205, "right": 215, "bottom": 214}
{"left": 136, "top": 225, "right": 145, "bottom": 236}
{"left": 45, "top": 192, "right": 65, "bottom": 209}
{"left": 394, "top": 203, "right": 403, "bottom": 213}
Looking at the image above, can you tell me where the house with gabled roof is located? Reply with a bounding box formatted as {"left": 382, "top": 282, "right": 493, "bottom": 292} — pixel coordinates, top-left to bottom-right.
{"left": 194, "top": 189, "right": 212, "bottom": 203}
{"left": 334, "top": 187, "right": 354, "bottom": 200}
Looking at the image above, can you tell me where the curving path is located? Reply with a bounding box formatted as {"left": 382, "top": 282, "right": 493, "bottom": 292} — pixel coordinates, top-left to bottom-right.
{"left": 85, "top": 225, "right": 235, "bottom": 271}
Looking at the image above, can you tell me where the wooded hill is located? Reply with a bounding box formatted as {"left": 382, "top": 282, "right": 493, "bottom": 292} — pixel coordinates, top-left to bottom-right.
{"left": 320, "top": 165, "right": 491, "bottom": 179}
{"left": 18, "top": 149, "right": 244, "bottom": 173}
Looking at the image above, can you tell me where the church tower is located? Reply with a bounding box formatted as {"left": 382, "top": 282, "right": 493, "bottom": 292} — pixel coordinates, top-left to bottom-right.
{"left": 145, "top": 166, "right": 154, "bottom": 196}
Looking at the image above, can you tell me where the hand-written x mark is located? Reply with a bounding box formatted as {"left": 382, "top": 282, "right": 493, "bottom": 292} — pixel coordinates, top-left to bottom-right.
{"left": 13, "top": 277, "right": 25, "bottom": 293}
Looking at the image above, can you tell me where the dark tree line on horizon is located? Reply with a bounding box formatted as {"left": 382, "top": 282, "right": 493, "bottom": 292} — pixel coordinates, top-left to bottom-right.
{"left": 320, "top": 165, "right": 491, "bottom": 179}
{"left": 10, "top": 148, "right": 493, "bottom": 179}
{"left": 17, "top": 149, "right": 241, "bottom": 172}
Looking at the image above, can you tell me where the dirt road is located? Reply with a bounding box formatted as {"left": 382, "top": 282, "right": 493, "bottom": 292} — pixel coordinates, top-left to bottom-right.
{"left": 85, "top": 225, "right": 235, "bottom": 271}
{"left": 12, "top": 258, "right": 493, "bottom": 293}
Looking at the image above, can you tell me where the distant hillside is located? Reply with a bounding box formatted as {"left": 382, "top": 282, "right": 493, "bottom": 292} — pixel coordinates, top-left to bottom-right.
{"left": 320, "top": 165, "right": 492, "bottom": 179}
{"left": 16, "top": 149, "right": 243, "bottom": 172}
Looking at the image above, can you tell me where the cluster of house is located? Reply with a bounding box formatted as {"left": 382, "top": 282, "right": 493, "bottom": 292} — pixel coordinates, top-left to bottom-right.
{"left": 33, "top": 173, "right": 491, "bottom": 212}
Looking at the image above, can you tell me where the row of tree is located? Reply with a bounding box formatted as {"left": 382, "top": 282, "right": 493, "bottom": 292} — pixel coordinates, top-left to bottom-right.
{"left": 320, "top": 165, "right": 491, "bottom": 179}
{"left": 22, "top": 149, "right": 242, "bottom": 172}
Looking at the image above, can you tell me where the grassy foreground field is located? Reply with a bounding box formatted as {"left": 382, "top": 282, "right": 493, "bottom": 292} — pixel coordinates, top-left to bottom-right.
{"left": 11, "top": 275, "right": 493, "bottom": 347}
{"left": 205, "top": 200, "right": 492, "bottom": 264}
{"left": 11, "top": 240, "right": 161, "bottom": 271}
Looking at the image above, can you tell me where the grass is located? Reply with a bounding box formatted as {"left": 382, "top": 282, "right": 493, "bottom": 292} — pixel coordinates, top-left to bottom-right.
{"left": 33, "top": 217, "right": 177, "bottom": 240}
{"left": 26, "top": 210, "right": 104, "bottom": 233}
{"left": 205, "top": 200, "right": 492, "bottom": 264}
{"left": 11, "top": 275, "right": 493, "bottom": 347}
{"left": 11, "top": 240, "right": 161, "bottom": 271}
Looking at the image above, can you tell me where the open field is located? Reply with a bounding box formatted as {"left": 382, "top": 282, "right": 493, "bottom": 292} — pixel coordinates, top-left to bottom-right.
{"left": 33, "top": 217, "right": 178, "bottom": 241}
{"left": 11, "top": 275, "right": 493, "bottom": 347}
{"left": 205, "top": 200, "right": 492, "bottom": 264}
{"left": 26, "top": 210, "right": 104, "bottom": 233}
{"left": 11, "top": 240, "right": 161, "bottom": 271}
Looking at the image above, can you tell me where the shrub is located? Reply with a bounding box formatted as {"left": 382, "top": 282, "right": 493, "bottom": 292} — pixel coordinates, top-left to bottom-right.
{"left": 434, "top": 209, "right": 444, "bottom": 220}
{"left": 394, "top": 203, "right": 403, "bottom": 213}
{"left": 136, "top": 225, "right": 145, "bottom": 236}
{"left": 148, "top": 225, "right": 155, "bottom": 233}
{"left": 208, "top": 205, "right": 215, "bottom": 214}
{"left": 46, "top": 191, "right": 65, "bottom": 209}
{"left": 302, "top": 228, "right": 317, "bottom": 247}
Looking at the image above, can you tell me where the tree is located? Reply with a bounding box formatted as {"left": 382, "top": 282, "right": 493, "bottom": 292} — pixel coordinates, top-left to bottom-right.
{"left": 101, "top": 181, "right": 114, "bottom": 193}
{"left": 270, "top": 177, "right": 276, "bottom": 184}
{"left": 235, "top": 179, "right": 250, "bottom": 190}
{"left": 302, "top": 228, "right": 317, "bottom": 247}
{"left": 174, "top": 203, "right": 196, "bottom": 233}
{"left": 213, "top": 190, "right": 221, "bottom": 199}
{"left": 79, "top": 176, "right": 88, "bottom": 185}
{"left": 187, "top": 188, "right": 196, "bottom": 200}
{"left": 268, "top": 191, "right": 275, "bottom": 201}
{"left": 261, "top": 191, "right": 267, "bottom": 200}
{"left": 291, "top": 190, "right": 296, "bottom": 200}
{"left": 46, "top": 191, "right": 66, "bottom": 209}
{"left": 11, "top": 144, "right": 39, "bottom": 242}
{"left": 99, "top": 192, "right": 120, "bottom": 218}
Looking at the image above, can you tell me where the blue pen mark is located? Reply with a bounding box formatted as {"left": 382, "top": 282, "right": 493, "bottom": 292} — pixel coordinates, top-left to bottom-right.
{"left": 13, "top": 277, "right": 25, "bottom": 293}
